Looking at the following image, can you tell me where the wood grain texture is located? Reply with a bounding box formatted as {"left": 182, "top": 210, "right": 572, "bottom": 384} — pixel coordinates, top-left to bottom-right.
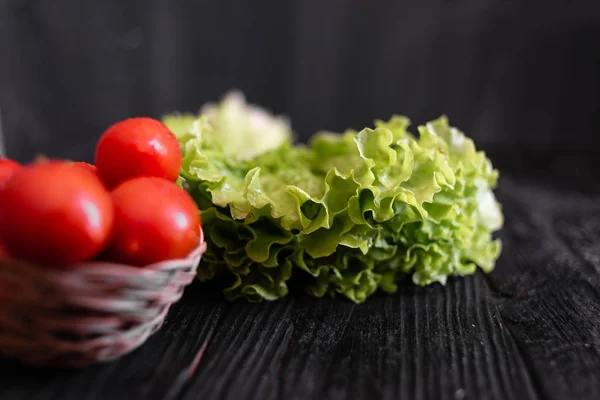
{"left": 178, "top": 276, "right": 540, "bottom": 400}
{"left": 489, "top": 180, "right": 600, "bottom": 400}
{"left": 3, "top": 176, "right": 599, "bottom": 399}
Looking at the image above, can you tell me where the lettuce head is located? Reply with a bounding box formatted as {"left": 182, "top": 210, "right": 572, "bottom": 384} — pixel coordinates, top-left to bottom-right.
{"left": 164, "top": 91, "right": 503, "bottom": 303}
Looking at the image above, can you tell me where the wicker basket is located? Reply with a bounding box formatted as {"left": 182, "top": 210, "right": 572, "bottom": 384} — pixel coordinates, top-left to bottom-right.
{"left": 0, "top": 229, "right": 207, "bottom": 367}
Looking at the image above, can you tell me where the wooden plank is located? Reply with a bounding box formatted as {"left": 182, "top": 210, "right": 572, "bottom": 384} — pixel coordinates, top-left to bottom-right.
{"left": 488, "top": 180, "right": 600, "bottom": 400}
{"left": 179, "top": 276, "right": 539, "bottom": 400}
{"left": 0, "top": 266, "right": 541, "bottom": 399}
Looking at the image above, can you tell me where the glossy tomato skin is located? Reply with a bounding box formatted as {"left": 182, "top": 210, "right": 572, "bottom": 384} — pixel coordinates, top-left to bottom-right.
{"left": 95, "top": 117, "right": 182, "bottom": 189}
{"left": 0, "top": 162, "right": 114, "bottom": 266}
{"left": 0, "top": 158, "right": 22, "bottom": 187}
{"left": 106, "top": 177, "right": 200, "bottom": 267}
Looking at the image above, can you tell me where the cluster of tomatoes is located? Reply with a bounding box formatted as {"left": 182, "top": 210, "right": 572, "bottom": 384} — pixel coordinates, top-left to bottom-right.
{"left": 0, "top": 117, "right": 201, "bottom": 267}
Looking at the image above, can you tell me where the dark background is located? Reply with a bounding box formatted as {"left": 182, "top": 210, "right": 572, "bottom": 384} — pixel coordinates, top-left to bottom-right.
{"left": 1, "top": 0, "right": 599, "bottom": 170}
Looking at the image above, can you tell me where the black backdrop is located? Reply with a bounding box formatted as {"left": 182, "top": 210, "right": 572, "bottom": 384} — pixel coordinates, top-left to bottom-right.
{"left": 1, "top": 0, "right": 599, "bottom": 167}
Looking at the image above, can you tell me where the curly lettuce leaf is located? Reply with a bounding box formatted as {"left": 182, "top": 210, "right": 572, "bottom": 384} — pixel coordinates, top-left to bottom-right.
{"left": 164, "top": 94, "right": 503, "bottom": 304}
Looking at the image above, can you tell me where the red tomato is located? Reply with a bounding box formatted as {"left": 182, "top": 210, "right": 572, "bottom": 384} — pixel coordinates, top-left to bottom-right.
{"left": 0, "top": 162, "right": 114, "bottom": 266}
{"left": 0, "top": 158, "right": 22, "bottom": 187}
{"left": 95, "top": 117, "right": 182, "bottom": 188}
{"left": 106, "top": 177, "right": 200, "bottom": 266}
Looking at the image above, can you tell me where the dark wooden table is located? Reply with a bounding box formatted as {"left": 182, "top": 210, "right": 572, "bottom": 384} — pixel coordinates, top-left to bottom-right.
{"left": 1, "top": 172, "right": 599, "bottom": 400}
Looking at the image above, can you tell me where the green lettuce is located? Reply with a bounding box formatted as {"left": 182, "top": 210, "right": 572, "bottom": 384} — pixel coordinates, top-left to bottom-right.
{"left": 164, "top": 92, "right": 503, "bottom": 303}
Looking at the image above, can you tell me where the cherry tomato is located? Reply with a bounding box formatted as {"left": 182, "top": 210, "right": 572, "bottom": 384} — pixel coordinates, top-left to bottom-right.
{"left": 106, "top": 177, "right": 200, "bottom": 266}
{"left": 0, "top": 162, "right": 114, "bottom": 266}
{"left": 95, "top": 117, "right": 182, "bottom": 188}
{"left": 0, "top": 158, "right": 22, "bottom": 187}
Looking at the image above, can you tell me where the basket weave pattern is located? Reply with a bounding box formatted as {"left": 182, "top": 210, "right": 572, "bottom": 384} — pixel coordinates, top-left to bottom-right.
{"left": 0, "top": 230, "right": 206, "bottom": 367}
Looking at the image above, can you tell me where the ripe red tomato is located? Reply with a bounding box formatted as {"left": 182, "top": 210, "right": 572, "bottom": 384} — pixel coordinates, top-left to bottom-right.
{"left": 0, "top": 162, "right": 114, "bottom": 266}
{"left": 106, "top": 177, "right": 200, "bottom": 266}
{"left": 0, "top": 158, "right": 22, "bottom": 187}
{"left": 95, "top": 117, "right": 182, "bottom": 188}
